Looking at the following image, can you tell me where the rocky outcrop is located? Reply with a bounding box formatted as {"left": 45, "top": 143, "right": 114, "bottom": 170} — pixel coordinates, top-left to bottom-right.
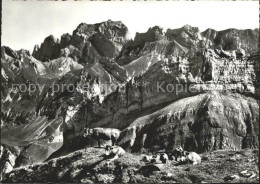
{"left": 70, "top": 20, "right": 131, "bottom": 61}
{"left": 0, "top": 145, "right": 21, "bottom": 181}
{"left": 116, "top": 26, "right": 164, "bottom": 66}
{"left": 33, "top": 35, "right": 61, "bottom": 62}
{"left": 134, "top": 26, "right": 164, "bottom": 46}
{"left": 60, "top": 33, "right": 72, "bottom": 48}
{"left": 32, "top": 20, "right": 131, "bottom": 63}
{"left": 43, "top": 57, "right": 84, "bottom": 78}
{"left": 165, "top": 25, "right": 203, "bottom": 53}
{"left": 99, "top": 57, "right": 128, "bottom": 83}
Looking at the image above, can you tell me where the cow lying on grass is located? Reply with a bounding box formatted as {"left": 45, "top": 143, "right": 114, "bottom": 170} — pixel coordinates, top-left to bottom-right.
{"left": 105, "top": 145, "right": 125, "bottom": 165}
{"left": 83, "top": 127, "right": 121, "bottom": 147}
{"left": 142, "top": 151, "right": 169, "bottom": 164}
{"left": 172, "top": 146, "right": 201, "bottom": 165}
{"left": 185, "top": 151, "right": 201, "bottom": 165}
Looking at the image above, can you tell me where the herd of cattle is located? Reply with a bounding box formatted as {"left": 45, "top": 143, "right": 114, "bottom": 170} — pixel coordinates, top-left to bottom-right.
{"left": 83, "top": 127, "right": 201, "bottom": 165}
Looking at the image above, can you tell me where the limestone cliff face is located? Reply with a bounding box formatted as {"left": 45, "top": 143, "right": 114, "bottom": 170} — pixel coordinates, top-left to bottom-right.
{"left": 202, "top": 28, "right": 259, "bottom": 54}
{"left": 85, "top": 49, "right": 259, "bottom": 131}
{"left": 189, "top": 49, "right": 258, "bottom": 85}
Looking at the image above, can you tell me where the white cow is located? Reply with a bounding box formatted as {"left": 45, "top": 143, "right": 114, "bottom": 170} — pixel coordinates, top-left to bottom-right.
{"left": 105, "top": 145, "right": 125, "bottom": 165}
{"left": 185, "top": 152, "right": 201, "bottom": 165}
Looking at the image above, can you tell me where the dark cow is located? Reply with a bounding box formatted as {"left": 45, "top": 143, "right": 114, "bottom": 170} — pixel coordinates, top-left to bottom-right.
{"left": 171, "top": 147, "right": 184, "bottom": 161}
{"left": 159, "top": 153, "right": 169, "bottom": 164}
{"left": 170, "top": 147, "right": 201, "bottom": 165}
{"left": 83, "top": 127, "right": 121, "bottom": 147}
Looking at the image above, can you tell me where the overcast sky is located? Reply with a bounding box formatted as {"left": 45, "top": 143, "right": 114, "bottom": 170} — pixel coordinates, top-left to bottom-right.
{"left": 2, "top": 0, "right": 259, "bottom": 52}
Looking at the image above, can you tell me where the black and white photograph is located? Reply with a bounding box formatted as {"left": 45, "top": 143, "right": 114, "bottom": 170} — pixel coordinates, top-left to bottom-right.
{"left": 1, "top": 0, "right": 259, "bottom": 183}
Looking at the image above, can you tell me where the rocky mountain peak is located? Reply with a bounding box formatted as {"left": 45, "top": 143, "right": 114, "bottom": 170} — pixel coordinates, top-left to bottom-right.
{"left": 166, "top": 25, "right": 202, "bottom": 44}
{"left": 32, "top": 35, "right": 61, "bottom": 62}
{"left": 182, "top": 24, "right": 200, "bottom": 32}
{"left": 32, "top": 20, "right": 132, "bottom": 62}
{"left": 134, "top": 26, "right": 164, "bottom": 45}
{"left": 1, "top": 46, "right": 31, "bottom": 61}
{"left": 60, "top": 33, "right": 72, "bottom": 49}
{"left": 72, "top": 23, "right": 96, "bottom": 37}
{"left": 2, "top": 46, "right": 20, "bottom": 59}
{"left": 72, "top": 20, "right": 130, "bottom": 40}
{"left": 45, "top": 35, "right": 59, "bottom": 43}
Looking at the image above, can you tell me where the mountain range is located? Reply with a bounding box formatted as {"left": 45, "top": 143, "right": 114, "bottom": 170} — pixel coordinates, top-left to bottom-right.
{"left": 1, "top": 20, "right": 259, "bottom": 181}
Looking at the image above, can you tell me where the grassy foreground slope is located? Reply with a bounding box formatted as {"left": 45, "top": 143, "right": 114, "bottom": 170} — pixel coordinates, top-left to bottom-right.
{"left": 3, "top": 147, "right": 259, "bottom": 183}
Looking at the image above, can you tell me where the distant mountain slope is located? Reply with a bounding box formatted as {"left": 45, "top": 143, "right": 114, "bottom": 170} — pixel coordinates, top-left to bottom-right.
{"left": 118, "top": 91, "right": 259, "bottom": 152}
{"left": 1, "top": 116, "right": 63, "bottom": 166}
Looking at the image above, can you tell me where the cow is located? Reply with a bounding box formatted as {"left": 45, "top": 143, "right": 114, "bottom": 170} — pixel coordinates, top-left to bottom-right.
{"left": 83, "top": 127, "right": 121, "bottom": 147}
{"left": 172, "top": 147, "right": 201, "bottom": 165}
{"left": 177, "top": 155, "right": 187, "bottom": 162}
{"left": 150, "top": 154, "right": 160, "bottom": 163}
{"left": 159, "top": 153, "right": 169, "bottom": 164}
{"left": 141, "top": 155, "right": 153, "bottom": 162}
{"left": 105, "top": 145, "right": 125, "bottom": 165}
{"left": 183, "top": 151, "right": 201, "bottom": 165}
{"left": 171, "top": 147, "right": 184, "bottom": 161}
{"left": 144, "top": 152, "right": 169, "bottom": 164}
